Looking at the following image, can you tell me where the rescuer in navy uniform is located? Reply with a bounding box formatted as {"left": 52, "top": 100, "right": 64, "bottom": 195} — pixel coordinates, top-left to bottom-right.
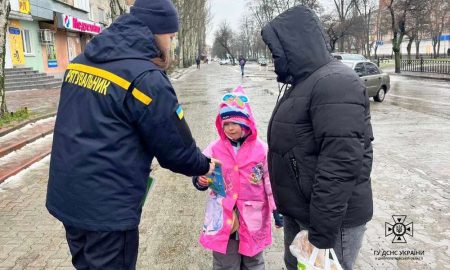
{"left": 46, "top": 0, "right": 216, "bottom": 269}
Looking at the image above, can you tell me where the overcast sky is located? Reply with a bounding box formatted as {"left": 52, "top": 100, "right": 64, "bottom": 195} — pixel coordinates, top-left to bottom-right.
{"left": 206, "top": 0, "right": 335, "bottom": 46}
{"left": 207, "top": 0, "right": 248, "bottom": 45}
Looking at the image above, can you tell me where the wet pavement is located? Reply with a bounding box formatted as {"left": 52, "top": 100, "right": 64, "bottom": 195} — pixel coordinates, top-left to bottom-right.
{"left": 0, "top": 62, "right": 449, "bottom": 269}
{"left": 5, "top": 89, "right": 60, "bottom": 115}
{"left": 386, "top": 76, "right": 450, "bottom": 119}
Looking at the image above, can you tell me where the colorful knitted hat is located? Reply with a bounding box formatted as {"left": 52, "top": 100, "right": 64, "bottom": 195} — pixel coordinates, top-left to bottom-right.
{"left": 215, "top": 86, "right": 257, "bottom": 140}
{"left": 219, "top": 106, "right": 251, "bottom": 130}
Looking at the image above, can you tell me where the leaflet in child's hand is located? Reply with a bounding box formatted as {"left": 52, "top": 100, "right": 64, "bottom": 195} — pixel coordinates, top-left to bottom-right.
{"left": 207, "top": 165, "right": 226, "bottom": 197}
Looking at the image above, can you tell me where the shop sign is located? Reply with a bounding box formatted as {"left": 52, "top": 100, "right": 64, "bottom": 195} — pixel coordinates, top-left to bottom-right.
{"left": 8, "top": 26, "right": 25, "bottom": 65}
{"left": 62, "top": 14, "right": 101, "bottom": 35}
{"left": 19, "top": 0, "right": 31, "bottom": 14}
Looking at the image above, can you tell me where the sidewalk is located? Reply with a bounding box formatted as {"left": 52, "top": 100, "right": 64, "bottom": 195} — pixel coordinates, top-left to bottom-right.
{"left": 0, "top": 118, "right": 55, "bottom": 183}
{"left": 393, "top": 71, "right": 450, "bottom": 81}
{"left": 384, "top": 67, "right": 450, "bottom": 81}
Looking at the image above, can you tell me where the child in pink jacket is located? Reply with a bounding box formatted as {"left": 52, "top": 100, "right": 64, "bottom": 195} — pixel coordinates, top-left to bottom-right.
{"left": 193, "top": 86, "right": 283, "bottom": 270}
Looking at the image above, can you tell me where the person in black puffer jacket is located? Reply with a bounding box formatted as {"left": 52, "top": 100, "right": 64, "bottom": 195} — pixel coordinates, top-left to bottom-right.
{"left": 261, "top": 5, "right": 374, "bottom": 270}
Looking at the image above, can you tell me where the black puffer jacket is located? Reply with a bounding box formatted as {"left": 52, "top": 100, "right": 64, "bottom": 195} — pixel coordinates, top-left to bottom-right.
{"left": 261, "top": 6, "right": 374, "bottom": 249}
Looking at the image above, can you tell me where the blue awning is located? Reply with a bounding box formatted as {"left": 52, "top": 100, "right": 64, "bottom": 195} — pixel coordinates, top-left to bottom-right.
{"left": 440, "top": 35, "right": 450, "bottom": 41}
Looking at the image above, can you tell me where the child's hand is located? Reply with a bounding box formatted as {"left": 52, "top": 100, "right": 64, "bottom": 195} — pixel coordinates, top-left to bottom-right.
{"left": 273, "top": 210, "right": 283, "bottom": 228}
{"left": 198, "top": 176, "right": 210, "bottom": 187}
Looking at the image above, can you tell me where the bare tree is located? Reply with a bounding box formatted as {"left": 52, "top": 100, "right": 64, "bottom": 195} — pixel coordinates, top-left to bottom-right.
{"left": 238, "top": 16, "right": 253, "bottom": 59}
{"left": 214, "top": 22, "right": 236, "bottom": 64}
{"left": 387, "top": 0, "right": 420, "bottom": 73}
{"left": 428, "top": 0, "right": 450, "bottom": 58}
{"left": 347, "top": 15, "right": 365, "bottom": 54}
{"left": 0, "top": 0, "right": 10, "bottom": 117}
{"left": 354, "top": 0, "right": 377, "bottom": 58}
{"left": 322, "top": 14, "right": 341, "bottom": 52}
{"left": 413, "top": 15, "right": 429, "bottom": 59}
{"left": 249, "top": 0, "right": 276, "bottom": 29}
{"left": 250, "top": 0, "right": 320, "bottom": 28}
{"left": 406, "top": 6, "right": 428, "bottom": 59}
{"left": 332, "top": 0, "right": 358, "bottom": 51}
{"left": 271, "top": 0, "right": 321, "bottom": 13}
{"left": 212, "top": 38, "right": 227, "bottom": 59}
{"left": 174, "top": 0, "right": 208, "bottom": 67}
{"left": 247, "top": 0, "right": 322, "bottom": 59}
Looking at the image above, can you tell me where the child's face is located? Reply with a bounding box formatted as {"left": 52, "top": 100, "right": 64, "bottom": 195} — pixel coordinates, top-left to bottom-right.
{"left": 223, "top": 122, "right": 242, "bottom": 141}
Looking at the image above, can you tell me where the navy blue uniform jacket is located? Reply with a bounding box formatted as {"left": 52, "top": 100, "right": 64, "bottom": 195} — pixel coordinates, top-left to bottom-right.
{"left": 46, "top": 14, "right": 210, "bottom": 231}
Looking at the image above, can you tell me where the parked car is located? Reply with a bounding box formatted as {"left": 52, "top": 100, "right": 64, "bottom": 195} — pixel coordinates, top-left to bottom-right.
{"left": 342, "top": 60, "right": 390, "bottom": 102}
{"left": 219, "top": 59, "right": 230, "bottom": 65}
{"left": 332, "top": 53, "right": 367, "bottom": 61}
{"left": 258, "top": 57, "right": 268, "bottom": 66}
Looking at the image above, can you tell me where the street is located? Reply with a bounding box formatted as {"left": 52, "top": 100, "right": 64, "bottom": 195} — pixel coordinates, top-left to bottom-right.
{"left": 0, "top": 62, "right": 449, "bottom": 269}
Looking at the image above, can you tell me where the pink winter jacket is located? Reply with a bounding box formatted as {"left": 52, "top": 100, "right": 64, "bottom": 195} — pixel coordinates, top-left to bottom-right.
{"left": 198, "top": 86, "right": 276, "bottom": 257}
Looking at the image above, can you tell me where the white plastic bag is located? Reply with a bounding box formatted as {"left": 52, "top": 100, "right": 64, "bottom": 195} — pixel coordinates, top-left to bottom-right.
{"left": 289, "top": 230, "right": 343, "bottom": 270}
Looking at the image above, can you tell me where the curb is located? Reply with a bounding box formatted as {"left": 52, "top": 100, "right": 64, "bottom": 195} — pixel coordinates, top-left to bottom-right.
{"left": 0, "top": 129, "right": 54, "bottom": 157}
{"left": 0, "top": 113, "right": 56, "bottom": 137}
{"left": 0, "top": 148, "right": 51, "bottom": 184}
{"left": 389, "top": 73, "right": 450, "bottom": 81}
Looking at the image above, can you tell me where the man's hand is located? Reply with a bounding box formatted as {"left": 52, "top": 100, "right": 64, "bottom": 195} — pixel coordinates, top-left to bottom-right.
{"left": 197, "top": 176, "right": 210, "bottom": 187}
{"left": 205, "top": 158, "right": 221, "bottom": 176}
{"left": 291, "top": 231, "right": 330, "bottom": 268}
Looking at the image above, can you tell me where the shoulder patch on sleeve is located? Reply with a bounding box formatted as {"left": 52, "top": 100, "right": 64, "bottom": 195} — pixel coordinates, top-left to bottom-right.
{"left": 172, "top": 104, "right": 193, "bottom": 146}
{"left": 176, "top": 105, "right": 184, "bottom": 120}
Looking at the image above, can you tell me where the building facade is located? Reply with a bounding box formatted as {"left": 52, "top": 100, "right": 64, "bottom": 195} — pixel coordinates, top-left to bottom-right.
{"left": 373, "top": 0, "right": 450, "bottom": 57}
{"left": 5, "top": 0, "right": 36, "bottom": 69}
{"left": 5, "top": 0, "right": 128, "bottom": 78}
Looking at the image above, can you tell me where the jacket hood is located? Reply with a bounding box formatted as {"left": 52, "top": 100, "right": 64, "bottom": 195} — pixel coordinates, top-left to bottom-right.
{"left": 261, "top": 5, "right": 333, "bottom": 84}
{"left": 84, "top": 14, "right": 160, "bottom": 63}
{"left": 215, "top": 86, "right": 257, "bottom": 142}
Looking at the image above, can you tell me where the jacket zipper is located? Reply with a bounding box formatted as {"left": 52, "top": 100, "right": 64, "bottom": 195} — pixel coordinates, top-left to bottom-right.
{"left": 289, "top": 152, "right": 306, "bottom": 199}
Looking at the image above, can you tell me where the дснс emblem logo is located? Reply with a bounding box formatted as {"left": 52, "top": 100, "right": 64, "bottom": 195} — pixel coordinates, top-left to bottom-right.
{"left": 385, "top": 215, "right": 413, "bottom": 243}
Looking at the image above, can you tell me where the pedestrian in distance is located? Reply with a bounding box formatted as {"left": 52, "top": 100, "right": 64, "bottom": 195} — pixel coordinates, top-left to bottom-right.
{"left": 239, "top": 56, "right": 246, "bottom": 77}
{"left": 193, "top": 85, "right": 284, "bottom": 270}
{"left": 196, "top": 56, "right": 201, "bottom": 69}
{"left": 46, "top": 0, "right": 217, "bottom": 269}
{"left": 261, "top": 5, "right": 374, "bottom": 270}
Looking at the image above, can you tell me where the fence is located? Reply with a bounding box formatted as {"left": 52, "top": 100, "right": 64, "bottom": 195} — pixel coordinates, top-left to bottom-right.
{"left": 400, "top": 58, "right": 450, "bottom": 74}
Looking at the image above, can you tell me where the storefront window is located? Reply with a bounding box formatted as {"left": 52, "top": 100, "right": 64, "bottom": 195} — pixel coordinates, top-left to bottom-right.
{"left": 22, "top": 29, "right": 33, "bottom": 55}
{"left": 47, "top": 44, "right": 58, "bottom": 68}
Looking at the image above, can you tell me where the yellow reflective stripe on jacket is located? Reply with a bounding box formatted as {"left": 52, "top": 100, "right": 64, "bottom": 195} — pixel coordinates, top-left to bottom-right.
{"left": 67, "top": 63, "right": 153, "bottom": 105}
{"left": 132, "top": 89, "right": 152, "bottom": 105}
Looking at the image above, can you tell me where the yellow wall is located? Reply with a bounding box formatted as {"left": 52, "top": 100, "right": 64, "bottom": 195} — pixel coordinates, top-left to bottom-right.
{"left": 8, "top": 20, "right": 25, "bottom": 66}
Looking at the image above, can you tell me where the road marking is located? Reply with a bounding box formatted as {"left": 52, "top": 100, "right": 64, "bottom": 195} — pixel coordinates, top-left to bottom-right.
{"left": 388, "top": 94, "right": 450, "bottom": 106}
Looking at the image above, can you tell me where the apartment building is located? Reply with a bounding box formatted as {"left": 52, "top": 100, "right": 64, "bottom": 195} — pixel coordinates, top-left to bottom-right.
{"left": 5, "top": 0, "right": 128, "bottom": 78}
